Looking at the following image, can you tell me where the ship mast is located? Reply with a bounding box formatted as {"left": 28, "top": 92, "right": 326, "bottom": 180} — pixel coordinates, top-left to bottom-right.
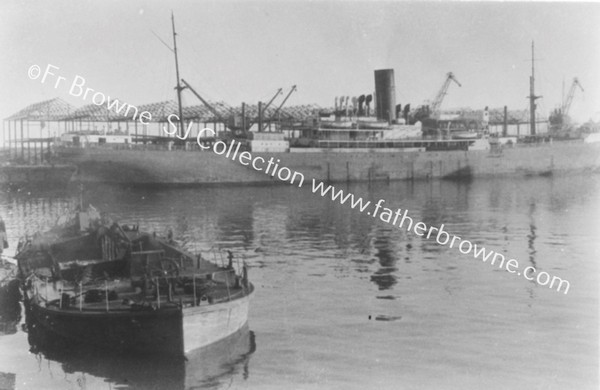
{"left": 172, "top": 12, "right": 185, "bottom": 138}
{"left": 528, "top": 41, "right": 542, "bottom": 136}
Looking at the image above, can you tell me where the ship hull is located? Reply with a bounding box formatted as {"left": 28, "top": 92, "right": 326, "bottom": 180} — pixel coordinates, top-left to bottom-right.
{"left": 56, "top": 140, "right": 600, "bottom": 185}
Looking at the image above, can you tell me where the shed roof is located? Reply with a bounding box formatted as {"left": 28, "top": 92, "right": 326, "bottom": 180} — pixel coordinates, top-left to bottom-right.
{"left": 65, "top": 101, "right": 127, "bottom": 121}
{"left": 6, "top": 98, "right": 76, "bottom": 121}
{"left": 6, "top": 98, "right": 330, "bottom": 123}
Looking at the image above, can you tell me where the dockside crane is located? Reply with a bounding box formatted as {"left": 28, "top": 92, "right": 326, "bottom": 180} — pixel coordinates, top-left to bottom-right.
{"left": 549, "top": 77, "right": 584, "bottom": 132}
{"left": 410, "top": 72, "right": 461, "bottom": 124}
{"left": 261, "top": 85, "right": 297, "bottom": 131}
{"left": 263, "top": 88, "right": 284, "bottom": 112}
{"left": 247, "top": 88, "right": 283, "bottom": 129}
{"left": 430, "top": 72, "right": 462, "bottom": 118}
{"left": 561, "top": 77, "right": 584, "bottom": 117}
{"left": 181, "top": 78, "right": 228, "bottom": 124}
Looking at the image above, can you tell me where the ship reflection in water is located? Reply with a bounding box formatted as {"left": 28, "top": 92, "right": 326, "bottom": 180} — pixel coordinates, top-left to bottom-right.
{"left": 26, "top": 316, "right": 256, "bottom": 390}
{"left": 370, "top": 233, "right": 398, "bottom": 290}
{"left": 0, "top": 174, "right": 598, "bottom": 389}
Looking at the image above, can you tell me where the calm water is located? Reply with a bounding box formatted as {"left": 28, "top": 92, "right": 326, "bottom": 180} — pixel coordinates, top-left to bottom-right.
{"left": 0, "top": 174, "right": 598, "bottom": 389}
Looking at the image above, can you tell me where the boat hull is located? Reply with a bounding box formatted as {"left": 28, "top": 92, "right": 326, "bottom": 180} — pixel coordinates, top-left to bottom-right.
{"left": 320, "top": 121, "right": 354, "bottom": 129}
{"left": 27, "top": 301, "right": 185, "bottom": 355}
{"left": 25, "top": 285, "right": 253, "bottom": 356}
{"left": 357, "top": 121, "right": 390, "bottom": 129}
{"left": 56, "top": 140, "right": 600, "bottom": 185}
{"left": 183, "top": 287, "right": 252, "bottom": 353}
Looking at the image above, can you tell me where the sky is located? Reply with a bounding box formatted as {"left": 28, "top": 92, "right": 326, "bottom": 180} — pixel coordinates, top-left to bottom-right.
{"left": 1, "top": 0, "right": 599, "bottom": 123}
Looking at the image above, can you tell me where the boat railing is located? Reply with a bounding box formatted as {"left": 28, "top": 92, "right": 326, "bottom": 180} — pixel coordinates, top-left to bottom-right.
{"left": 201, "top": 246, "right": 244, "bottom": 272}
{"left": 31, "top": 268, "right": 246, "bottom": 311}
{"left": 28, "top": 274, "right": 82, "bottom": 308}
{"left": 143, "top": 268, "right": 244, "bottom": 308}
{"left": 203, "top": 245, "right": 225, "bottom": 267}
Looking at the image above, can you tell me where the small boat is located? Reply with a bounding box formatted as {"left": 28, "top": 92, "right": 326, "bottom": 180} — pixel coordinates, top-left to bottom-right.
{"left": 451, "top": 131, "right": 479, "bottom": 140}
{"left": 357, "top": 120, "right": 390, "bottom": 129}
{"left": 320, "top": 120, "right": 355, "bottom": 129}
{"left": 16, "top": 205, "right": 253, "bottom": 357}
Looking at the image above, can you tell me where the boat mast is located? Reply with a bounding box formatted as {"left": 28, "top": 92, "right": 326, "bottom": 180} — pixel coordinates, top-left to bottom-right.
{"left": 172, "top": 12, "right": 185, "bottom": 138}
{"left": 528, "top": 41, "right": 541, "bottom": 136}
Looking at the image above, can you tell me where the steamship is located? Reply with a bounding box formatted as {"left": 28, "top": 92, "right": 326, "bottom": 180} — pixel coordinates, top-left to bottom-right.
{"left": 50, "top": 30, "right": 600, "bottom": 185}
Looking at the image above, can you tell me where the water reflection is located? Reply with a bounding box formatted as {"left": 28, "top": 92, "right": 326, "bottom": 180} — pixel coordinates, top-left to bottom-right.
{"left": 26, "top": 317, "right": 256, "bottom": 389}
{"left": 213, "top": 189, "right": 255, "bottom": 247}
{"left": 1, "top": 175, "right": 598, "bottom": 389}
{"left": 0, "top": 280, "right": 21, "bottom": 336}
{"left": 370, "top": 230, "right": 398, "bottom": 290}
{"left": 0, "top": 189, "right": 73, "bottom": 249}
{"left": 527, "top": 201, "right": 538, "bottom": 269}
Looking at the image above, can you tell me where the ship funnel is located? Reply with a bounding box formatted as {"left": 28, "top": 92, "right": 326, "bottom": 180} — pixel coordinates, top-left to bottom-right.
{"left": 374, "top": 69, "right": 396, "bottom": 122}
{"left": 365, "top": 94, "right": 373, "bottom": 116}
{"left": 358, "top": 95, "right": 366, "bottom": 116}
{"left": 403, "top": 104, "right": 411, "bottom": 123}
{"left": 345, "top": 95, "right": 350, "bottom": 117}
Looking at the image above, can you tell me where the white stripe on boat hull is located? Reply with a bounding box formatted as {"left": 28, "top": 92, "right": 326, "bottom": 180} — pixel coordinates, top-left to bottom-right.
{"left": 182, "top": 293, "right": 251, "bottom": 354}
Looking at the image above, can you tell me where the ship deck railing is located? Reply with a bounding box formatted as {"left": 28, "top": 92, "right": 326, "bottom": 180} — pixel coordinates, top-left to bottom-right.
{"left": 317, "top": 139, "right": 474, "bottom": 149}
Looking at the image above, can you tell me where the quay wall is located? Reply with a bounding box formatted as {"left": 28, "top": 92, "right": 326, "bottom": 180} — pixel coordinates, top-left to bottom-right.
{"left": 0, "top": 165, "right": 76, "bottom": 186}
